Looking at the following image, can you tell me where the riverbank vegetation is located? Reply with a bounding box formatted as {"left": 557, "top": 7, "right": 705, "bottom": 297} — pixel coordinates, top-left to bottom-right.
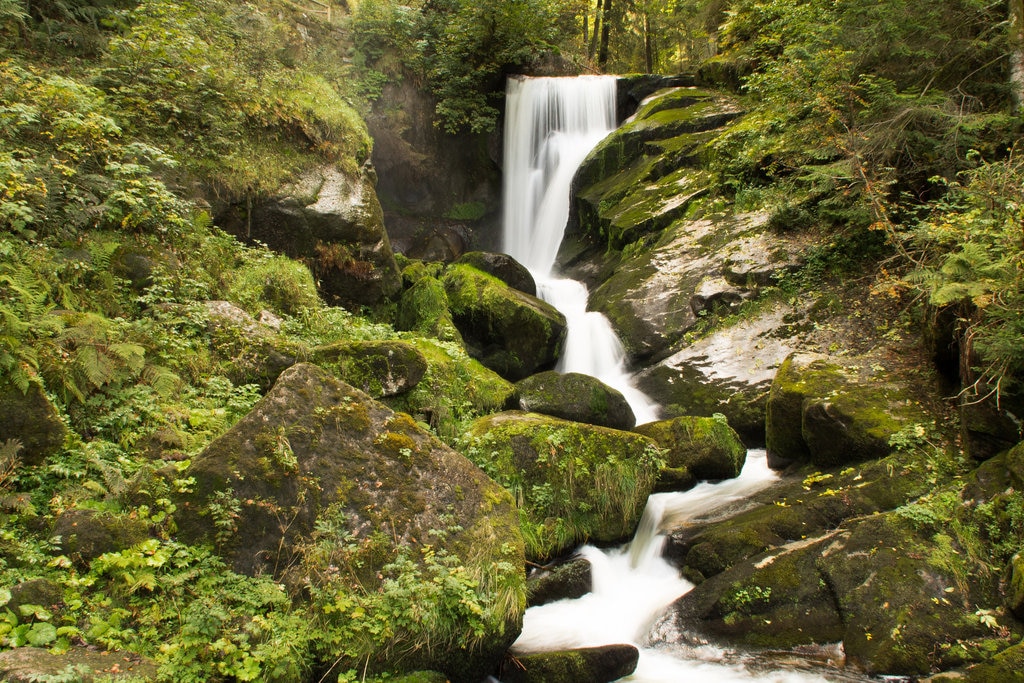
{"left": 2, "top": 0, "right": 1024, "bottom": 681}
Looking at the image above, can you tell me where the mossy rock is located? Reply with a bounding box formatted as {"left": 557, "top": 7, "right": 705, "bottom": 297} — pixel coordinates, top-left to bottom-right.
{"left": 312, "top": 339, "right": 427, "bottom": 397}
{"left": 465, "top": 411, "right": 661, "bottom": 561}
{"left": 635, "top": 415, "right": 746, "bottom": 490}
{"left": 657, "top": 511, "right": 1010, "bottom": 676}
{"left": 1008, "top": 551, "right": 1024, "bottom": 619}
{"left": 5, "top": 578, "right": 63, "bottom": 617}
{"left": 766, "top": 353, "right": 931, "bottom": 469}
{"left": 500, "top": 644, "right": 639, "bottom": 683}
{"left": 52, "top": 509, "right": 150, "bottom": 569}
{"left": 526, "top": 556, "right": 592, "bottom": 607}
{"left": 660, "top": 533, "right": 844, "bottom": 649}
{"left": 174, "top": 363, "right": 525, "bottom": 679}
{"left": 204, "top": 300, "right": 304, "bottom": 391}
{"left": 958, "top": 383, "right": 1024, "bottom": 461}
{"left": 455, "top": 251, "right": 536, "bottom": 296}
{"left": 964, "top": 641, "right": 1024, "bottom": 682}
{"left": 665, "top": 448, "right": 947, "bottom": 579}
{"left": 0, "top": 647, "right": 157, "bottom": 682}
{"left": 442, "top": 264, "right": 566, "bottom": 381}
{"left": 0, "top": 378, "right": 67, "bottom": 467}
{"left": 224, "top": 165, "right": 402, "bottom": 308}
{"left": 395, "top": 274, "right": 463, "bottom": 343}
{"left": 383, "top": 337, "right": 515, "bottom": 442}
{"left": 515, "top": 371, "right": 635, "bottom": 430}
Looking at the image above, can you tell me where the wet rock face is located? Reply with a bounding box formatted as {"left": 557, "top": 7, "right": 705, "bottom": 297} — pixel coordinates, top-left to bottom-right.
{"left": 218, "top": 165, "right": 402, "bottom": 308}
{"left": 525, "top": 556, "right": 593, "bottom": 607}
{"left": 515, "top": 371, "right": 635, "bottom": 430}
{"left": 442, "top": 264, "right": 566, "bottom": 381}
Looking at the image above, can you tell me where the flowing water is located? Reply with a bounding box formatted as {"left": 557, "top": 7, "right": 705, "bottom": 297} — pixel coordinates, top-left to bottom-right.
{"left": 500, "top": 76, "right": 853, "bottom": 682}
{"left": 502, "top": 75, "right": 659, "bottom": 424}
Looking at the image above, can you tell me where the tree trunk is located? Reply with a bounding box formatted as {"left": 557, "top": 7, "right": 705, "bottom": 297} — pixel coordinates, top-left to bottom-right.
{"left": 644, "top": 12, "right": 654, "bottom": 73}
{"left": 597, "top": 0, "right": 612, "bottom": 69}
{"left": 1012, "top": 0, "right": 1024, "bottom": 110}
{"left": 588, "top": 0, "right": 602, "bottom": 59}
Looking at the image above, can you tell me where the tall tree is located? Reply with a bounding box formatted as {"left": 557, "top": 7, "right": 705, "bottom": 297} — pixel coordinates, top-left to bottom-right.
{"left": 597, "top": 0, "right": 611, "bottom": 68}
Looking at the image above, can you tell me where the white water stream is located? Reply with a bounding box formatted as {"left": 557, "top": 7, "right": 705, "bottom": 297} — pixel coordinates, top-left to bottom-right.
{"left": 500, "top": 76, "right": 842, "bottom": 682}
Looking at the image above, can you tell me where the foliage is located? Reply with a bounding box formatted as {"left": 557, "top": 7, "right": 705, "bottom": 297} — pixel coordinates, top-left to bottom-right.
{"left": 908, "top": 151, "right": 1024, "bottom": 394}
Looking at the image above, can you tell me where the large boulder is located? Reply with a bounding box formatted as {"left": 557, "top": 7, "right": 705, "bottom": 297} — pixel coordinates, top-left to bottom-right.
{"left": 654, "top": 512, "right": 1007, "bottom": 676}
{"left": 174, "top": 363, "right": 525, "bottom": 680}
{"left": 526, "top": 556, "right": 593, "bottom": 607}
{"left": 219, "top": 165, "right": 402, "bottom": 308}
{"left": 52, "top": 510, "right": 149, "bottom": 569}
{"left": 311, "top": 340, "right": 427, "bottom": 398}
{"left": 664, "top": 447, "right": 948, "bottom": 580}
{"left": 765, "top": 353, "right": 934, "bottom": 469}
{"left": 635, "top": 415, "right": 746, "bottom": 491}
{"left": 515, "top": 371, "right": 636, "bottom": 430}
{"left": 465, "top": 411, "right": 661, "bottom": 561}
{"left": 442, "top": 264, "right": 566, "bottom": 381}
{"left": 0, "top": 379, "right": 67, "bottom": 467}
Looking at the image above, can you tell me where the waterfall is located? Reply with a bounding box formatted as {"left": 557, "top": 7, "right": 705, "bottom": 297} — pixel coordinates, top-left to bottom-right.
{"left": 502, "top": 75, "right": 659, "bottom": 424}
{"left": 503, "top": 77, "right": 844, "bottom": 682}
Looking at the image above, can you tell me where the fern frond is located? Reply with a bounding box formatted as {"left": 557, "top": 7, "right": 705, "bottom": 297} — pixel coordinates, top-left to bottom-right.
{"left": 108, "top": 342, "right": 146, "bottom": 375}
{"left": 142, "top": 363, "right": 181, "bottom": 396}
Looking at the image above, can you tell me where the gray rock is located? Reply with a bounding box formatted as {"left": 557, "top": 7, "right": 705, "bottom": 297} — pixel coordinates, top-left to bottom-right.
{"left": 0, "top": 647, "right": 156, "bottom": 682}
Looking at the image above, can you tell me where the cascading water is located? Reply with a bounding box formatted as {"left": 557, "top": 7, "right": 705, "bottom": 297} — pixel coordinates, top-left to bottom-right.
{"left": 502, "top": 75, "right": 659, "bottom": 424}
{"left": 501, "top": 76, "right": 850, "bottom": 682}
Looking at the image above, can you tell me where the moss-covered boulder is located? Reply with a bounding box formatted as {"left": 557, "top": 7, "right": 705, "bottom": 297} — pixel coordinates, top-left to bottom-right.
{"left": 500, "top": 644, "right": 639, "bottom": 683}
{"left": 0, "top": 647, "right": 157, "bottom": 682}
{"left": 442, "top": 264, "right": 566, "bottom": 381}
{"left": 395, "top": 274, "right": 463, "bottom": 343}
{"left": 455, "top": 251, "right": 537, "bottom": 296}
{"left": 515, "top": 371, "right": 635, "bottom": 430}
{"left": 655, "top": 512, "right": 1008, "bottom": 676}
{"left": 312, "top": 340, "right": 427, "bottom": 398}
{"left": 526, "top": 556, "right": 592, "bottom": 607}
{"left": 174, "top": 363, "right": 525, "bottom": 680}
{"left": 221, "top": 165, "right": 402, "bottom": 308}
{"left": 0, "top": 379, "right": 67, "bottom": 467}
{"left": 766, "top": 353, "right": 932, "bottom": 469}
{"left": 383, "top": 337, "right": 515, "bottom": 441}
{"left": 464, "top": 411, "right": 662, "bottom": 561}
{"left": 204, "top": 300, "right": 303, "bottom": 390}
{"left": 635, "top": 415, "right": 745, "bottom": 491}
